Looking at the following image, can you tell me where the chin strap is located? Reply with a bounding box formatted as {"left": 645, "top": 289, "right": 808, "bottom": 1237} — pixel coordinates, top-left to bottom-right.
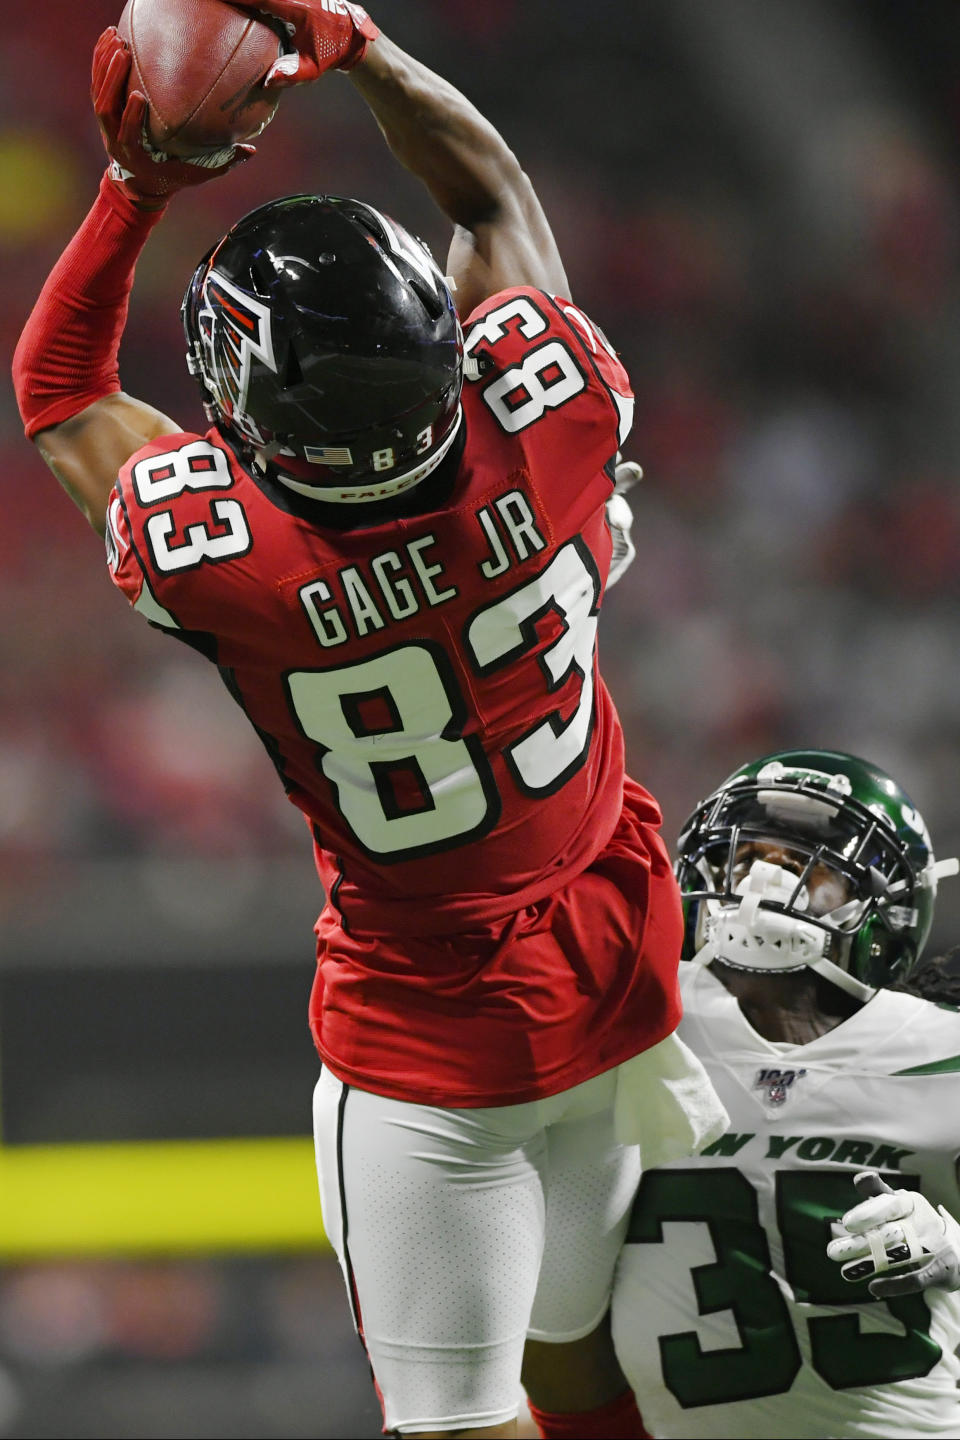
{"left": 883, "top": 856, "right": 959, "bottom": 901}
{"left": 806, "top": 954, "right": 877, "bottom": 1002}
{"left": 926, "top": 856, "right": 959, "bottom": 898}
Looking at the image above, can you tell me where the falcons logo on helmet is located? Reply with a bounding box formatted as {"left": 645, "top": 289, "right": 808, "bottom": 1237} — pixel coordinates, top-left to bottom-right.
{"left": 196, "top": 270, "right": 277, "bottom": 445}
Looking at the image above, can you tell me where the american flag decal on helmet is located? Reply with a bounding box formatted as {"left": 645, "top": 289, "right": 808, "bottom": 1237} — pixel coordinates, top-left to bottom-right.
{"left": 196, "top": 270, "right": 277, "bottom": 443}
{"left": 303, "top": 445, "right": 355, "bottom": 466}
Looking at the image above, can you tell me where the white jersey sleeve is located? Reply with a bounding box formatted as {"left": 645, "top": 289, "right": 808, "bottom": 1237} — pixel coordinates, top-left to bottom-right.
{"left": 612, "top": 965, "right": 960, "bottom": 1439}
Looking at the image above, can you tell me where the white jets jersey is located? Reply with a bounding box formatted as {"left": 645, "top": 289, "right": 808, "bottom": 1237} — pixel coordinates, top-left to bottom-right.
{"left": 613, "top": 963, "right": 960, "bottom": 1439}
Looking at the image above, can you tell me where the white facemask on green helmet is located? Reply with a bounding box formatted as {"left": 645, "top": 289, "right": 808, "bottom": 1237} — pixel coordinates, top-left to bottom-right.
{"left": 676, "top": 751, "right": 959, "bottom": 1000}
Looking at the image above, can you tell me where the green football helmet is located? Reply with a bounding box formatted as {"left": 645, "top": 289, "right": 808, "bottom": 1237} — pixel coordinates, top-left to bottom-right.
{"left": 676, "top": 749, "right": 958, "bottom": 999}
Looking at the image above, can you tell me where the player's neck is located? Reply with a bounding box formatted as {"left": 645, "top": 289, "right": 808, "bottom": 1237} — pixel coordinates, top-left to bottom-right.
{"left": 709, "top": 960, "right": 863, "bottom": 1044}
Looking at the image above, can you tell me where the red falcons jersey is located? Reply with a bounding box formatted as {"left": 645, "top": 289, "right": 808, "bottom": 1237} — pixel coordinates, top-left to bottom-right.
{"left": 107, "top": 287, "right": 681, "bottom": 1103}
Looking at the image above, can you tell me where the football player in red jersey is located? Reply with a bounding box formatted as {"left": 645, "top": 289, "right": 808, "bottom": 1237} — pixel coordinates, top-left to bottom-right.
{"left": 13, "top": 6, "right": 727, "bottom": 1437}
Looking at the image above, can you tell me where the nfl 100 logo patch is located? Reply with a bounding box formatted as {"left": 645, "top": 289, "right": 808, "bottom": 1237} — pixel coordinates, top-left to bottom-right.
{"left": 754, "top": 1067, "right": 807, "bottom": 1106}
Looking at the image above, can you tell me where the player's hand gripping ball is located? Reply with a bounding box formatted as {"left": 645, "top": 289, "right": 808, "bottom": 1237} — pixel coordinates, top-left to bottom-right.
{"left": 92, "top": 19, "right": 266, "bottom": 206}
{"left": 116, "top": 0, "right": 283, "bottom": 156}
{"left": 827, "top": 1170, "right": 960, "bottom": 1298}
{"left": 230, "top": 0, "right": 378, "bottom": 88}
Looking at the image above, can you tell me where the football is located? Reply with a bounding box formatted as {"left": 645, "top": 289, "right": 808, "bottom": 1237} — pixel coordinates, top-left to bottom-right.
{"left": 117, "top": 0, "right": 283, "bottom": 156}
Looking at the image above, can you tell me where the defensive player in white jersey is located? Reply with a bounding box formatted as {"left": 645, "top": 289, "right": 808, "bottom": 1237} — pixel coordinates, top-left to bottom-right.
{"left": 612, "top": 749, "right": 960, "bottom": 1439}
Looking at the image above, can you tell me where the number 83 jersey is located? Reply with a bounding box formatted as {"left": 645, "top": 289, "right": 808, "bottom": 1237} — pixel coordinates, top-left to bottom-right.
{"left": 612, "top": 963, "right": 960, "bottom": 1438}
{"left": 106, "top": 287, "right": 681, "bottom": 1104}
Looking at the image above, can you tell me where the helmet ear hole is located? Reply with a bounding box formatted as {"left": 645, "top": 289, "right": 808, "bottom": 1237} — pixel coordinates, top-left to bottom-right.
{"left": 284, "top": 345, "right": 304, "bottom": 388}
{"left": 409, "top": 274, "right": 446, "bottom": 320}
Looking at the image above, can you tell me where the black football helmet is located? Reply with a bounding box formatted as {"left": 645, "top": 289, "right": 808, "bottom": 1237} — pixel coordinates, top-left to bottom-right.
{"left": 182, "top": 195, "right": 464, "bottom": 504}
{"left": 676, "top": 749, "right": 959, "bottom": 999}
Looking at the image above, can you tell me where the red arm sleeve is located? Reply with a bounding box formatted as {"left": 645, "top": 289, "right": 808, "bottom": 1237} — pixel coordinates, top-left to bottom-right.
{"left": 12, "top": 174, "right": 165, "bottom": 438}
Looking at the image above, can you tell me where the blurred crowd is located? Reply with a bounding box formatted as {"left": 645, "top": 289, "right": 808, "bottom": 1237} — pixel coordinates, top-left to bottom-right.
{"left": 0, "top": 1254, "right": 382, "bottom": 1437}
{"left": 5, "top": 0, "right": 960, "bottom": 943}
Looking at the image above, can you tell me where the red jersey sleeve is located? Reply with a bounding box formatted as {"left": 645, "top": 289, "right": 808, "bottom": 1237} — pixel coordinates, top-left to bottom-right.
{"left": 105, "top": 428, "right": 256, "bottom": 634}
{"left": 463, "top": 286, "right": 634, "bottom": 493}
{"left": 105, "top": 461, "right": 188, "bottom": 633}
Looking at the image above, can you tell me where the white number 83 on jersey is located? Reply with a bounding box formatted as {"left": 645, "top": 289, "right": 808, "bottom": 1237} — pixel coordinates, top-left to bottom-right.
{"left": 132, "top": 442, "right": 252, "bottom": 574}
{"left": 286, "top": 539, "right": 601, "bottom": 861}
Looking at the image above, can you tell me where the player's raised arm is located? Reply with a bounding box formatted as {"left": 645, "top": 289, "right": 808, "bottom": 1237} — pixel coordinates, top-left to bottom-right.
{"left": 12, "top": 28, "right": 252, "bottom": 535}
{"left": 248, "top": 1, "right": 570, "bottom": 314}
{"left": 348, "top": 35, "right": 570, "bottom": 314}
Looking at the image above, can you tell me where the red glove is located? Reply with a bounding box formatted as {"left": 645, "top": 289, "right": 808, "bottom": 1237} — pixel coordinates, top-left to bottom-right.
{"left": 91, "top": 28, "right": 255, "bottom": 207}
{"left": 229, "top": 2, "right": 378, "bottom": 88}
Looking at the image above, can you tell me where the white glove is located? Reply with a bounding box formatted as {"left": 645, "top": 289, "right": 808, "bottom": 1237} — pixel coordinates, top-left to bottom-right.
{"left": 826, "top": 1170, "right": 960, "bottom": 1299}
{"left": 605, "top": 458, "right": 641, "bottom": 589}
